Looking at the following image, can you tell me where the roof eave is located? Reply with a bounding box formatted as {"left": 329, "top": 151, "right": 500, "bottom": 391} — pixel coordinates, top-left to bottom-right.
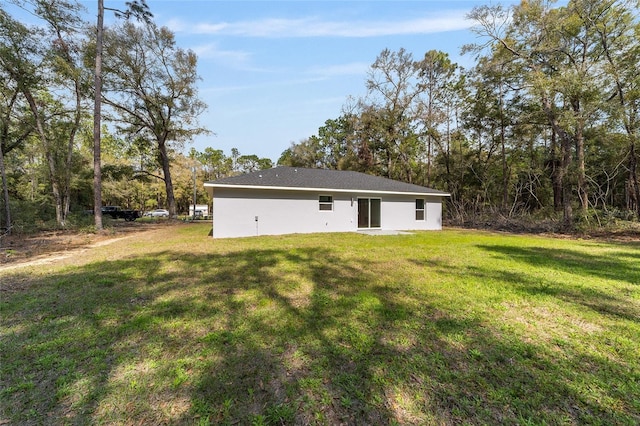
{"left": 203, "top": 182, "right": 450, "bottom": 197}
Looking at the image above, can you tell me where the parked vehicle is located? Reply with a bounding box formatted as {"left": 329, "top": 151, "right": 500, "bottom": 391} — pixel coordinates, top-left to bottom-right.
{"left": 101, "top": 206, "right": 140, "bottom": 221}
{"left": 144, "top": 209, "right": 170, "bottom": 217}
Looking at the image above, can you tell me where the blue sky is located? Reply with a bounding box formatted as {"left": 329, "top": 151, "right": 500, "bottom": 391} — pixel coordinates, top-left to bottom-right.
{"left": 154, "top": 0, "right": 496, "bottom": 161}
{"left": 12, "top": 0, "right": 523, "bottom": 161}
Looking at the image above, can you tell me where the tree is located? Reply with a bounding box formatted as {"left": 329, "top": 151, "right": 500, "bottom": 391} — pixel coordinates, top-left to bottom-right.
{"left": 415, "top": 50, "right": 459, "bottom": 187}
{"left": 0, "top": 1, "right": 87, "bottom": 227}
{"left": 236, "top": 154, "right": 273, "bottom": 174}
{"left": 361, "top": 48, "right": 423, "bottom": 181}
{"left": 274, "top": 1, "right": 640, "bottom": 225}
{"left": 467, "top": 0, "right": 608, "bottom": 226}
{"left": 197, "top": 147, "right": 232, "bottom": 180}
{"left": 102, "top": 21, "right": 208, "bottom": 218}
{"left": 0, "top": 8, "right": 38, "bottom": 234}
{"left": 1, "top": 8, "right": 43, "bottom": 230}
{"left": 594, "top": 0, "right": 640, "bottom": 216}
{"left": 463, "top": 55, "right": 527, "bottom": 212}
{"left": 40, "top": 0, "right": 90, "bottom": 226}
{"left": 276, "top": 113, "right": 359, "bottom": 170}
{"left": 93, "top": 0, "right": 152, "bottom": 230}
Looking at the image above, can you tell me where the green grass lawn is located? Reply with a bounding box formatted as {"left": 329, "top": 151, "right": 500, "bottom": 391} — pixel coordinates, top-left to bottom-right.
{"left": 1, "top": 224, "right": 639, "bottom": 425}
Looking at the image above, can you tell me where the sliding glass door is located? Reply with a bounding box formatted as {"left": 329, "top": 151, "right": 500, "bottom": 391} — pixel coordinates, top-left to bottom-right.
{"left": 357, "top": 198, "right": 381, "bottom": 228}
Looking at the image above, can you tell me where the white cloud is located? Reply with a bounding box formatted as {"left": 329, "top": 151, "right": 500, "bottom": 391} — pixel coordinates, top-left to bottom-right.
{"left": 191, "top": 42, "right": 251, "bottom": 64}
{"left": 171, "top": 11, "right": 471, "bottom": 38}
{"left": 165, "top": 18, "right": 187, "bottom": 33}
{"left": 308, "top": 62, "right": 371, "bottom": 78}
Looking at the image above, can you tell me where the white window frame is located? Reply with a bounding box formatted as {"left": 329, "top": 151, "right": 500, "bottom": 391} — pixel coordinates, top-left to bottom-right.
{"left": 319, "top": 195, "right": 333, "bottom": 211}
{"left": 415, "top": 198, "right": 425, "bottom": 221}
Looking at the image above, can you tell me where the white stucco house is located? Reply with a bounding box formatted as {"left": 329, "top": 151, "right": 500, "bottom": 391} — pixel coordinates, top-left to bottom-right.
{"left": 204, "top": 166, "right": 450, "bottom": 239}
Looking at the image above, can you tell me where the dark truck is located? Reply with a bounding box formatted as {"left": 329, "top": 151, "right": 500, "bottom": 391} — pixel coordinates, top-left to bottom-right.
{"left": 101, "top": 206, "right": 140, "bottom": 221}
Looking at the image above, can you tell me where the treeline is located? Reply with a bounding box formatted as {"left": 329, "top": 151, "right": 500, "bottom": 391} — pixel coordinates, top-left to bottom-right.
{"left": 2, "top": 0, "right": 639, "bottom": 234}
{"left": 3, "top": 118, "right": 269, "bottom": 231}
{"left": 279, "top": 0, "right": 640, "bottom": 228}
{"left": 105, "top": 144, "right": 271, "bottom": 219}
{"left": 0, "top": 0, "right": 272, "bottom": 234}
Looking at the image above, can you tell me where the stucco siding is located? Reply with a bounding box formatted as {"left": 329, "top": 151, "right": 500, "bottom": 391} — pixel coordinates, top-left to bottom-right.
{"left": 375, "top": 195, "right": 442, "bottom": 231}
{"left": 212, "top": 188, "right": 356, "bottom": 238}
{"left": 381, "top": 196, "right": 422, "bottom": 231}
{"left": 425, "top": 196, "right": 444, "bottom": 230}
{"left": 212, "top": 188, "right": 443, "bottom": 238}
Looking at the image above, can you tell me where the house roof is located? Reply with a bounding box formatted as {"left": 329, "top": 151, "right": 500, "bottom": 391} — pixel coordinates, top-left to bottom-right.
{"left": 204, "top": 166, "right": 450, "bottom": 196}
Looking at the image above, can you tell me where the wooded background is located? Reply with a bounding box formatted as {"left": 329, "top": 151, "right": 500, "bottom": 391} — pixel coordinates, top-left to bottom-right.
{"left": 2, "top": 0, "right": 639, "bottom": 234}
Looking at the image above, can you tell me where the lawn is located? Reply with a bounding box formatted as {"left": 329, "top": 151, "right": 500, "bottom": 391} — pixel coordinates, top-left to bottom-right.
{"left": 1, "top": 224, "right": 639, "bottom": 425}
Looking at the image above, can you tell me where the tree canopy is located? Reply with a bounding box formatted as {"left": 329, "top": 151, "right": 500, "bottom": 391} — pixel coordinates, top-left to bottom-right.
{"left": 280, "top": 0, "right": 640, "bottom": 228}
{"left": 1, "top": 0, "right": 639, "bottom": 233}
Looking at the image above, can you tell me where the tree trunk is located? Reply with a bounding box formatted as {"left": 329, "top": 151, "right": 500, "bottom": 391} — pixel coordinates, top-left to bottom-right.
{"left": 499, "top": 78, "right": 508, "bottom": 212}
{"left": 573, "top": 99, "right": 588, "bottom": 214}
{"left": 500, "top": 115, "right": 508, "bottom": 211}
{"left": 64, "top": 83, "right": 82, "bottom": 223}
{"left": 576, "top": 128, "right": 588, "bottom": 214}
{"left": 93, "top": 0, "right": 104, "bottom": 230}
{"left": 549, "top": 129, "right": 563, "bottom": 211}
{"left": 629, "top": 138, "right": 640, "bottom": 217}
{"left": 541, "top": 97, "right": 574, "bottom": 225}
{"left": 427, "top": 137, "right": 432, "bottom": 187}
{"left": 561, "top": 131, "right": 573, "bottom": 228}
{"left": 0, "top": 143, "right": 10, "bottom": 235}
{"left": 158, "top": 138, "right": 177, "bottom": 218}
{"left": 22, "top": 89, "right": 65, "bottom": 226}
{"left": 426, "top": 91, "right": 433, "bottom": 187}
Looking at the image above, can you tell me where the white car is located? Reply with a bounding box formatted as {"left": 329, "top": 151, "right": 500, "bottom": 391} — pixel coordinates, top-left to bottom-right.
{"left": 144, "top": 209, "right": 169, "bottom": 217}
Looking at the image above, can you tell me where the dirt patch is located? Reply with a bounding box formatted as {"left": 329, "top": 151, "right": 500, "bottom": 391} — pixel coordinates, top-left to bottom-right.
{"left": 0, "top": 221, "right": 172, "bottom": 268}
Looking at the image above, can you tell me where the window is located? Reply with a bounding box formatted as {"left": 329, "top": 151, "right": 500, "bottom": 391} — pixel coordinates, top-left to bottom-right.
{"left": 319, "top": 195, "right": 333, "bottom": 211}
{"left": 415, "top": 199, "right": 425, "bottom": 221}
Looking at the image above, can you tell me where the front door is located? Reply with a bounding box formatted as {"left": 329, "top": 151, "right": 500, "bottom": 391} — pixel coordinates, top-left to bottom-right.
{"left": 357, "top": 198, "right": 381, "bottom": 228}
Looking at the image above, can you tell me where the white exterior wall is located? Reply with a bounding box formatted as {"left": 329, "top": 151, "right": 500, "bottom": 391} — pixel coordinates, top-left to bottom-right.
{"left": 380, "top": 195, "right": 443, "bottom": 231}
{"left": 211, "top": 188, "right": 443, "bottom": 238}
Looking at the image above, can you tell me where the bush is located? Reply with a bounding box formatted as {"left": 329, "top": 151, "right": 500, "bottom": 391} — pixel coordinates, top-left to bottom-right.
{"left": 446, "top": 205, "right": 639, "bottom": 236}
{"left": 1, "top": 199, "right": 56, "bottom": 235}
{"left": 0, "top": 200, "right": 121, "bottom": 235}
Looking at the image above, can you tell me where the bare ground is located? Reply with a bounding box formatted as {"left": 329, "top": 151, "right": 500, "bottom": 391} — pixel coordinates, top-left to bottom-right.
{"left": 446, "top": 216, "right": 640, "bottom": 242}
{"left": 0, "top": 221, "right": 175, "bottom": 271}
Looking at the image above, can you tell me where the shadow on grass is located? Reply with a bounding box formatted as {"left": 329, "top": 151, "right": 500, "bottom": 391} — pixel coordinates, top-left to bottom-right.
{"left": 1, "top": 240, "right": 639, "bottom": 424}
{"left": 476, "top": 244, "right": 640, "bottom": 286}
{"left": 474, "top": 244, "right": 640, "bottom": 322}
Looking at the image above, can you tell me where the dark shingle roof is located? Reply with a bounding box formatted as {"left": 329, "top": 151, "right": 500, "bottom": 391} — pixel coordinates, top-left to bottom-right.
{"left": 205, "top": 166, "right": 449, "bottom": 196}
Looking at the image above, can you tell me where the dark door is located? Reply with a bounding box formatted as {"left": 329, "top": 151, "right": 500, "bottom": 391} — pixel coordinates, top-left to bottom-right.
{"left": 358, "top": 198, "right": 381, "bottom": 228}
